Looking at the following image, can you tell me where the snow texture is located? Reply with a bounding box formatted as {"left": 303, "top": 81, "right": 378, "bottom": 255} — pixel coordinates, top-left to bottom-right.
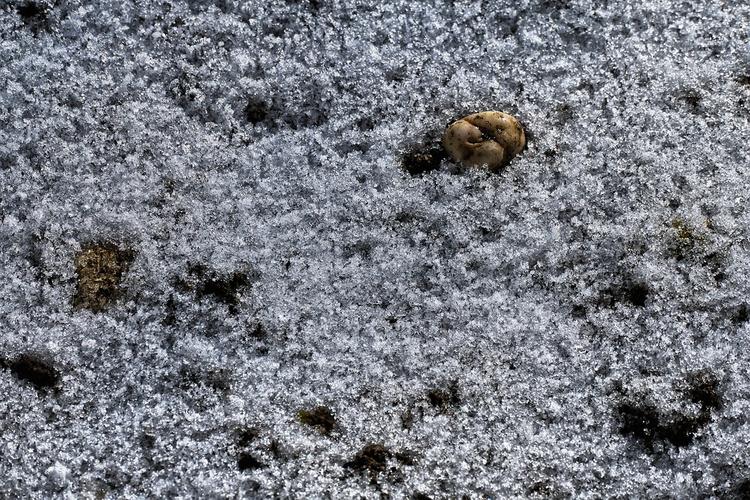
{"left": 1, "top": 0, "right": 750, "bottom": 498}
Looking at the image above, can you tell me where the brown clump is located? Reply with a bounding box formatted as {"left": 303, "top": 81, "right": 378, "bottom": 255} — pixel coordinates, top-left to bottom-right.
{"left": 297, "top": 406, "right": 336, "bottom": 435}
{"left": 427, "top": 380, "right": 460, "bottom": 412}
{"left": 442, "top": 111, "right": 526, "bottom": 171}
{"left": 345, "top": 443, "right": 391, "bottom": 479}
{"left": 73, "top": 243, "right": 134, "bottom": 312}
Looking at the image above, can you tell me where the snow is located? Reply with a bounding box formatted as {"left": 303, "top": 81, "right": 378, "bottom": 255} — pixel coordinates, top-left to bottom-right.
{"left": 1, "top": 0, "right": 750, "bottom": 497}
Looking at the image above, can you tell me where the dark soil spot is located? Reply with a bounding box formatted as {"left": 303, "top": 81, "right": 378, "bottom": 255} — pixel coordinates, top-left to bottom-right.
{"left": 244, "top": 98, "right": 269, "bottom": 124}
{"left": 401, "top": 144, "right": 446, "bottom": 176}
{"left": 624, "top": 282, "right": 649, "bottom": 307}
{"left": 599, "top": 279, "right": 649, "bottom": 308}
{"left": 162, "top": 295, "right": 177, "bottom": 326}
{"left": 305, "top": 0, "right": 322, "bottom": 10}
{"left": 617, "top": 371, "right": 722, "bottom": 450}
{"left": 657, "top": 413, "right": 704, "bottom": 448}
{"left": 411, "top": 493, "right": 433, "bottom": 500}
{"left": 426, "top": 380, "right": 460, "bottom": 412}
{"left": 237, "top": 452, "right": 265, "bottom": 471}
{"left": 684, "top": 370, "right": 722, "bottom": 411}
{"left": 237, "top": 427, "right": 260, "bottom": 447}
{"left": 241, "top": 90, "right": 330, "bottom": 130}
{"left": 618, "top": 401, "right": 662, "bottom": 447}
{"left": 528, "top": 480, "right": 556, "bottom": 497}
{"left": 3, "top": 354, "right": 60, "bottom": 390}
{"left": 725, "top": 479, "right": 750, "bottom": 499}
{"left": 345, "top": 443, "right": 391, "bottom": 480}
{"left": 249, "top": 323, "right": 267, "bottom": 339}
{"left": 537, "top": 0, "right": 571, "bottom": 14}
{"left": 297, "top": 406, "right": 336, "bottom": 435}
{"left": 17, "top": 1, "right": 49, "bottom": 32}
{"left": 73, "top": 243, "right": 135, "bottom": 312}
{"left": 197, "top": 271, "right": 249, "bottom": 308}
{"left": 356, "top": 116, "right": 375, "bottom": 131}
{"left": 268, "top": 439, "right": 286, "bottom": 460}
{"left": 393, "top": 450, "right": 416, "bottom": 466}
{"left": 571, "top": 304, "right": 587, "bottom": 318}
{"left": 386, "top": 66, "right": 408, "bottom": 83}
{"left": 703, "top": 251, "right": 726, "bottom": 278}
{"left": 554, "top": 103, "right": 574, "bottom": 124}
{"left": 734, "top": 304, "right": 749, "bottom": 324}
{"left": 343, "top": 240, "right": 373, "bottom": 260}
{"left": 175, "top": 264, "right": 255, "bottom": 313}
{"left": 667, "top": 218, "right": 701, "bottom": 261}
{"left": 628, "top": 406, "right": 705, "bottom": 449}
{"left": 140, "top": 432, "right": 156, "bottom": 450}
{"left": 679, "top": 89, "right": 702, "bottom": 111}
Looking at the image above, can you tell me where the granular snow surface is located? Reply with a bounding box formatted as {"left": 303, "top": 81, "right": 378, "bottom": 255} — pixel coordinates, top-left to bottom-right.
{"left": 2, "top": 0, "right": 750, "bottom": 498}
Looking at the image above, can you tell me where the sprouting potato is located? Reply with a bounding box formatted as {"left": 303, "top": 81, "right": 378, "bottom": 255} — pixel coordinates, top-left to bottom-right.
{"left": 442, "top": 111, "right": 526, "bottom": 171}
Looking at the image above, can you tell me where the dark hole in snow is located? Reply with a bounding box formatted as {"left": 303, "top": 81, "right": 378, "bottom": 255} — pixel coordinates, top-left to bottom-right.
{"left": 617, "top": 401, "right": 665, "bottom": 448}
{"left": 244, "top": 99, "right": 269, "bottom": 124}
{"left": 426, "top": 380, "right": 460, "bottom": 412}
{"left": 679, "top": 89, "right": 702, "bottom": 110}
{"left": 726, "top": 479, "right": 750, "bottom": 499}
{"left": 617, "top": 371, "right": 722, "bottom": 450}
{"left": 393, "top": 450, "right": 416, "bottom": 466}
{"left": 734, "top": 304, "right": 749, "bottom": 324}
{"left": 17, "top": 1, "right": 49, "bottom": 31}
{"left": 199, "top": 274, "right": 247, "bottom": 304}
{"left": 249, "top": 323, "right": 267, "bottom": 339}
{"left": 193, "top": 270, "right": 251, "bottom": 312}
{"left": 571, "top": 304, "right": 587, "bottom": 318}
{"left": 356, "top": 116, "right": 375, "bottom": 131}
{"left": 237, "top": 428, "right": 260, "bottom": 448}
{"left": 401, "top": 407, "right": 415, "bottom": 430}
{"left": 162, "top": 295, "right": 177, "bottom": 326}
{"left": 401, "top": 144, "right": 445, "bottom": 176}
{"left": 237, "top": 452, "right": 265, "bottom": 471}
{"left": 684, "top": 370, "right": 722, "bottom": 411}
{"left": 625, "top": 282, "right": 649, "bottom": 307}
{"left": 140, "top": 432, "right": 156, "bottom": 450}
{"left": 4, "top": 354, "right": 60, "bottom": 390}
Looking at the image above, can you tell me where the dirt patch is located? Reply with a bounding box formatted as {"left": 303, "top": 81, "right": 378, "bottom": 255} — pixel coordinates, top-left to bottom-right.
{"left": 297, "top": 406, "right": 336, "bottom": 435}
{"left": 73, "top": 243, "right": 135, "bottom": 312}
{"left": 2, "top": 353, "right": 60, "bottom": 391}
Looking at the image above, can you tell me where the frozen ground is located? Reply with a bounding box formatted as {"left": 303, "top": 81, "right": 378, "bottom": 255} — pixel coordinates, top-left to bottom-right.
{"left": 1, "top": 0, "right": 750, "bottom": 498}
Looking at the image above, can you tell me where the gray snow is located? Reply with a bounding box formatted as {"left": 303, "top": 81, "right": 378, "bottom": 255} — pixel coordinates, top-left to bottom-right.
{"left": 1, "top": 0, "right": 750, "bottom": 498}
